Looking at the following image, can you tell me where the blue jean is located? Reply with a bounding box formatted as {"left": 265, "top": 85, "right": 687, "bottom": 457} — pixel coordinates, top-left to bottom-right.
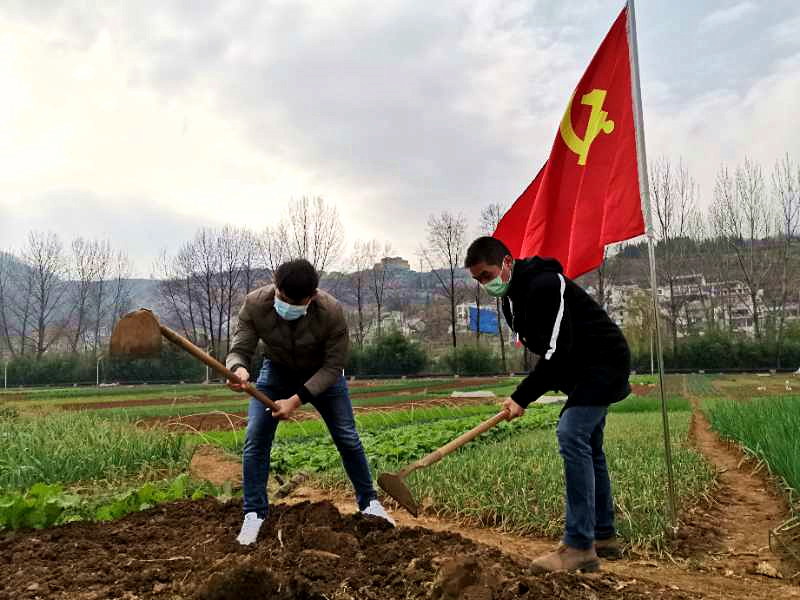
{"left": 242, "top": 360, "right": 377, "bottom": 518}
{"left": 556, "top": 405, "right": 615, "bottom": 549}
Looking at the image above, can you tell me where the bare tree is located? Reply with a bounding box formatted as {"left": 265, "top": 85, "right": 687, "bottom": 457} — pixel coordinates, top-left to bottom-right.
{"left": 23, "top": 232, "right": 71, "bottom": 357}
{"left": 348, "top": 240, "right": 374, "bottom": 349}
{"left": 106, "top": 250, "right": 133, "bottom": 337}
{"left": 710, "top": 158, "right": 776, "bottom": 338}
{"left": 480, "top": 203, "right": 507, "bottom": 370}
{"left": 239, "top": 228, "right": 262, "bottom": 294}
{"left": 650, "top": 157, "right": 700, "bottom": 356}
{"left": 188, "top": 228, "right": 227, "bottom": 358}
{"left": 622, "top": 288, "right": 657, "bottom": 371}
{"left": 480, "top": 204, "right": 504, "bottom": 236}
{"left": 6, "top": 253, "right": 35, "bottom": 356}
{"left": 219, "top": 225, "right": 245, "bottom": 356}
{"left": 259, "top": 223, "right": 289, "bottom": 280}
{"left": 157, "top": 227, "right": 246, "bottom": 359}
{"left": 88, "top": 241, "right": 114, "bottom": 352}
{"left": 772, "top": 154, "right": 800, "bottom": 366}
{"left": 369, "top": 242, "right": 394, "bottom": 339}
{"left": 155, "top": 249, "right": 198, "bottom": 342}
{"left": 285, "top": 196, "right": 345, "bottom": 273}
{"left": 691, "top": 218, "right": 723, "bottom": 332}
{"left": 593, "top": 244, "right": 625, "bottom": 310}
{"left": 0, "top": 251, "right": 17, "bottom": 357}
{"left": 68, "top": 238, "right": 101, "bottom": 352}
{"left": 422, "top": 212, "right": 468, "bottom": 349}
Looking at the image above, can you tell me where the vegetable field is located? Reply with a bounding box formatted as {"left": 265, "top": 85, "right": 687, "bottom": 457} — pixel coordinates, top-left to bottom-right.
{"left": 2, "top": 373, "right": 799, "bottom": 599}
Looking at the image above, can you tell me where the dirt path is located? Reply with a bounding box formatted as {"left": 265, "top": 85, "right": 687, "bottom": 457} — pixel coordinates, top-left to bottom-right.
{"left": 682, "top": 375, "right": 795, "bottom": 580}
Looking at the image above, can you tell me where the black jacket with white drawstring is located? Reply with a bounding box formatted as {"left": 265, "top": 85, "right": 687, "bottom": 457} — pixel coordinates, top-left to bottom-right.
{"left": 502, "top": 257, "right": 631, "bottom": 412}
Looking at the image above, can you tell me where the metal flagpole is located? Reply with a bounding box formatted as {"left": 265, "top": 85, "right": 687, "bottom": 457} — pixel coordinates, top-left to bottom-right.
{"left": 626, "top": 0, "right": 678, "bottom": 530}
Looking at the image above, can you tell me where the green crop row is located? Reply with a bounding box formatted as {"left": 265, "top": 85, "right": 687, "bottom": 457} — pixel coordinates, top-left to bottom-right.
{"left": 318, "top": 410, "right": 713, "bottom": 553}
{"left": 267, "top": 407, "right": 560, "bottom": 475}
{"left": 0, "top": 412, "right": 189, "bottom": 492}
{"left": 706, "top": 396, "right": 800, "bottom": 502}
{"left": 197, "top": 402, "right": 508, "bottom": 450}
{"left": 0, "top": 474, "right": 231, "bottom": 531}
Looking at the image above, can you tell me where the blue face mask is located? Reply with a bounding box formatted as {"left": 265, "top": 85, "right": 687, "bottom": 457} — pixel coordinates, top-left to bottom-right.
{"left": 274, "top": 297, "right": 308, "bottom": 321}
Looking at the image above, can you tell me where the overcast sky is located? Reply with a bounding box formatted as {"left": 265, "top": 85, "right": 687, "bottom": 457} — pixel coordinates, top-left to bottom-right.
{"left": 1, "top": 1, "right": 798, "bottom": 276}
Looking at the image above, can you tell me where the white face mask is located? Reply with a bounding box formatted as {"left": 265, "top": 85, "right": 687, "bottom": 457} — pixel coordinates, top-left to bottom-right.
{"left": 274, "top": 297, "right": 308, "bottom": 320}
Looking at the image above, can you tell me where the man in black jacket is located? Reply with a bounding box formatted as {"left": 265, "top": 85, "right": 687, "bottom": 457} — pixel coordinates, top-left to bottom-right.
{"left": 465, "top": 236, "right": 630, "bottom": 572}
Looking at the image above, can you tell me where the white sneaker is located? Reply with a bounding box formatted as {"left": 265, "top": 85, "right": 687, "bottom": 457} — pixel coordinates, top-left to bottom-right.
{"left": 236, "top": 512, "right": 265, "bottom": 545}
{"left": 361, "top": 500, "right": 396, "bottom": 526}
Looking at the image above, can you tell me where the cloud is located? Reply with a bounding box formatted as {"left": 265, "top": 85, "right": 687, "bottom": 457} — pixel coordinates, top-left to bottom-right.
{"left": 0, "top": 189, "right": 214, "bottom": 275}
{"left": 0, "top": 0, "right": 798, "bottom": 273}
{"left": 771, "top": 15, "right": 800, "bottom": 47}
{"left": 0, "top": 1, "right": 591, "bottom": 265}
{"left": 644, "top": 51, "right": 800, "bottom": 206}
{"left": 699, "top": 2, "right": 758, "bottom": 32}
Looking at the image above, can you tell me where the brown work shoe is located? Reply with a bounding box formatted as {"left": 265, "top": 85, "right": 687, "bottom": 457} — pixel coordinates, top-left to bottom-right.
{"left": 594, "top": 536, "right": 623, "bottom": 560}
{"left": 531, "top": 543, "right": 600, "bottom": 573}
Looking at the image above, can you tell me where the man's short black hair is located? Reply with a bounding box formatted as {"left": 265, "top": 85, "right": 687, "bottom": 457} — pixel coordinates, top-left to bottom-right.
{"left": 274, "top": 259, "right": 319, "bottom": 302}
{"left": 464, "top": 236, "right": 511, "bottom": 268}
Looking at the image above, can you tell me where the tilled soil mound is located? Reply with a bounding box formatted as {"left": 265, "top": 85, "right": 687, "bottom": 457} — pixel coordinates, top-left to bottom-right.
{"left": 0, "top": 499, "right": 698, "bottom": 600}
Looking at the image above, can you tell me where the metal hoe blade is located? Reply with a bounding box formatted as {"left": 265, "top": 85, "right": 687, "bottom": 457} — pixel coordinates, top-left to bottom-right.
{"left": 377, "top": 472, "right": 419, "bottom": 517}
{"left": 110, "top": 309, "right": 163, "bottom": 358}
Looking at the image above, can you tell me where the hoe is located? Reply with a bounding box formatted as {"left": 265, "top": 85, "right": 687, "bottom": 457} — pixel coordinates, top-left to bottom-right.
{"left": 109, "top": 308, "right": 278, "bottom": 411}
{"left": 377, "top": 409, "right": 509, "bottom": 517}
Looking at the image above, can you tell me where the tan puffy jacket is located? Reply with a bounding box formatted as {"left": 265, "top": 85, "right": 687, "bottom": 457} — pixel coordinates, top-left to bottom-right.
{"left": 225, "top": 285, "right": 349, "bottom": 402}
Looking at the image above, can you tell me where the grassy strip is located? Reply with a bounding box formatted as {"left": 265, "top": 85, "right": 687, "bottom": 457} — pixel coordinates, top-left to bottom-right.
{"left": 609, "top": 395, "right": 690, "bottom": 413}
{"left": 685, "top": 374, "right": 723, "bottom": 398}
{"left": 0, "top": 412, "right": 189, "bottom": 492}
{"left": 0, "top": 384, "right": 231, "bottom": 405}
{"left": 82, "top": 400, "right": 253, "bottom": 421}
{"left": 0, "top": 377, "right": 507, "bottom": 405}
{"left": 72, "top": 393, "right": 453, "bottom": 421}
{"left": 348, "top": 379, "right": 457, "bottom": 395}
{"left": 705, "top": 396, "right": 800, "bottom": 502}
{"left": 629, "top": 374, "right": 659, "bottom": 385}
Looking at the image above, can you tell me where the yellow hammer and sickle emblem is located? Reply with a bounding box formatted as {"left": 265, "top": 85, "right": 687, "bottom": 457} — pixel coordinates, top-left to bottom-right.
{"left": 559, "top": 89, "right": 615, "bottom": 166}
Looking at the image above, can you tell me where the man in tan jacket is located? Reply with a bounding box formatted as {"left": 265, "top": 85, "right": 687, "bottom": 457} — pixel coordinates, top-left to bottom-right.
{"left": 226, "top": 258, "right": 394, "bottom": 545}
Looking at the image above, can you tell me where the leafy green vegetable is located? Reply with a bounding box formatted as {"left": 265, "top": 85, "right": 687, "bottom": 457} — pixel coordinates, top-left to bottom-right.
{"left": 0, "top": 474, "right": 230, "bottom": 531}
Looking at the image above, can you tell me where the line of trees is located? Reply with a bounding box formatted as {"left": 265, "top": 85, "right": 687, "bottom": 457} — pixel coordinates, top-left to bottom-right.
{"left": 151, "top": 196, "right": 507, "bottom": 362}
{"left": 0, "top": 232, "right": 132, "bottom": 359}
{"left": 610, "top": 154, "right": 800, "bottom": 366}
{"left": 2, "top": 153, "right": 797, "bottom": 375}
{"left": 153, "top": 196, "right": 346, "bottom": 359}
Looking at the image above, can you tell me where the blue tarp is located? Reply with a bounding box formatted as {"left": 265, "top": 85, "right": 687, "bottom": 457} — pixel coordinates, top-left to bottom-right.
{"left": 468, "top": 306, "right": 500, "bottom": 335}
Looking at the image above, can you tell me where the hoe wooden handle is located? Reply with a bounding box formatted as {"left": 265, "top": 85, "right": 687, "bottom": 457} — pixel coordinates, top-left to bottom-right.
{"left": 159, "top": 325, "right": 280, "bottom": 412}
{"left": 399, "top": 410, "right": 510, "bottom": 477}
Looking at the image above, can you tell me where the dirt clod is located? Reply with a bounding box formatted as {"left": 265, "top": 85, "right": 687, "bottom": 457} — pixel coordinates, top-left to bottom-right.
{"left": 195, "top": 563, "right": 281, "bottom": 600}
{"left": 431, "top": 556, "right": 486, "bottom": 599}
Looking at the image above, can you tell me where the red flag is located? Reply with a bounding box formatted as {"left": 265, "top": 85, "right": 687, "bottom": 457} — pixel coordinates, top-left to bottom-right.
{"left": 493, "top": 6, "right": 645, "bottom": 278}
